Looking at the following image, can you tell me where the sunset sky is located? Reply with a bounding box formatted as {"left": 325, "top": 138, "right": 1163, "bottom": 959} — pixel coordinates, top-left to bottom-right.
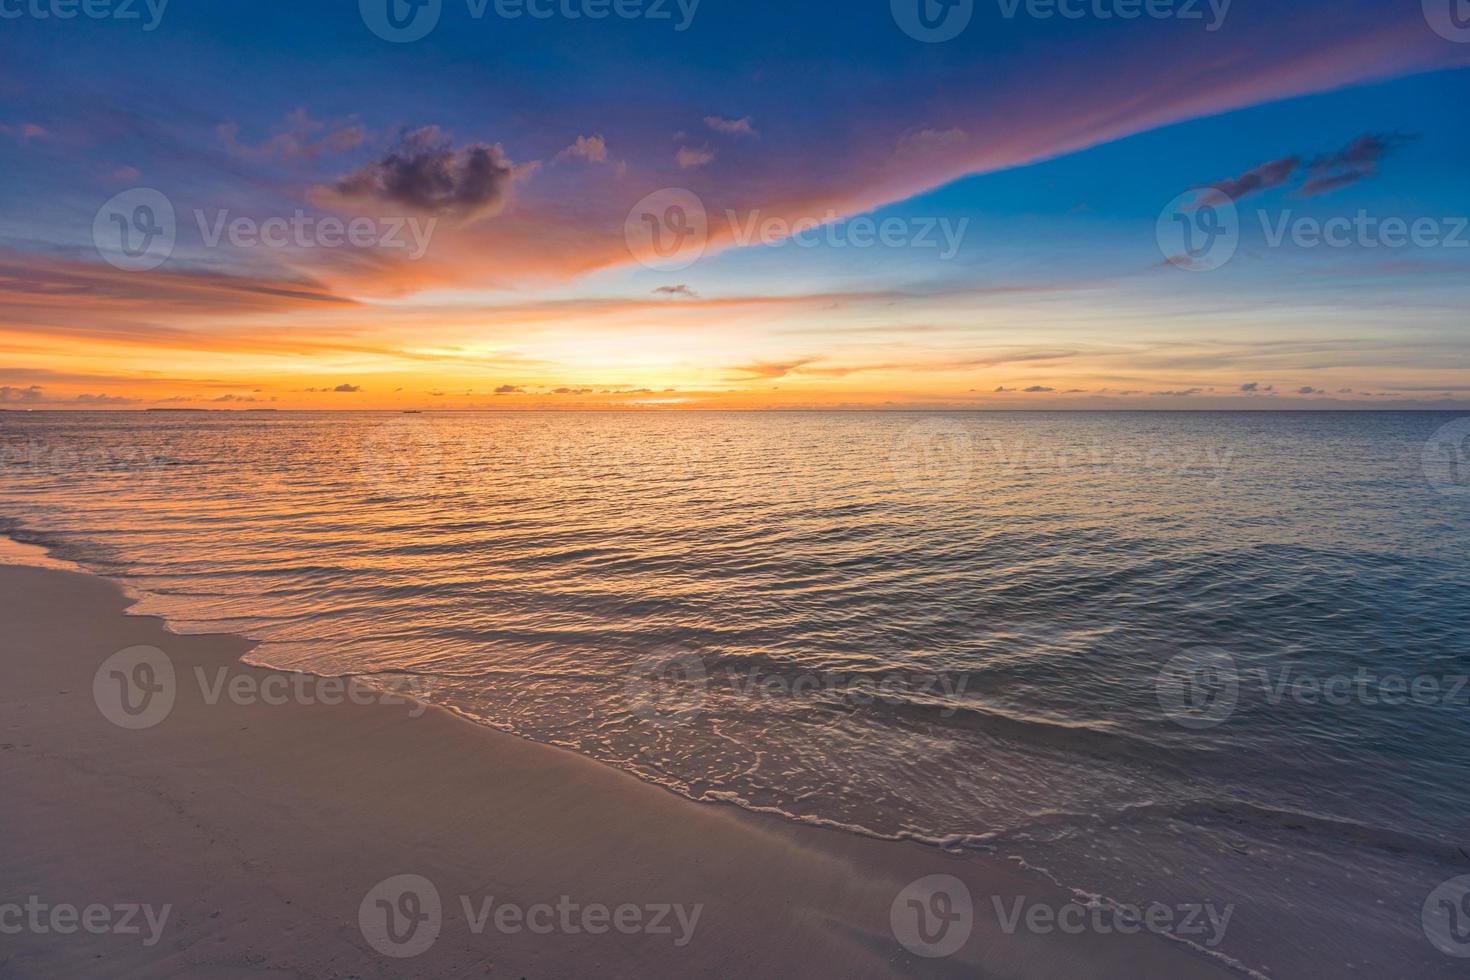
{"left": 1, "top": 0, "right": 1467, "bottom": 409}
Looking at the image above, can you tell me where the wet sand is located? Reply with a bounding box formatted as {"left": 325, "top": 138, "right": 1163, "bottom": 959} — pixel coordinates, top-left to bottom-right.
{"left": 0, "top": 561, "right": 1243, "bottom": 978}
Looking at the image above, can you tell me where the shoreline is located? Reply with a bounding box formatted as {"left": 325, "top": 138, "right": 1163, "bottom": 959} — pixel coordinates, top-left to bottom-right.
{"left": 0, "top": 556, "right": 1248, "bottom": 978}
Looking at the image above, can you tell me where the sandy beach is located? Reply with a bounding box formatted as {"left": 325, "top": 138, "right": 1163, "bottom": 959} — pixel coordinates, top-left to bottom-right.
{"left": 0, "top": 559, "right": 1248, "bottom": 978}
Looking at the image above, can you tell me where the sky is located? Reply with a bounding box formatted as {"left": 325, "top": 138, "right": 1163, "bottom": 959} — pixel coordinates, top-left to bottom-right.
{"left": 0, "top": 0, "right": 1467, "bottom": 410}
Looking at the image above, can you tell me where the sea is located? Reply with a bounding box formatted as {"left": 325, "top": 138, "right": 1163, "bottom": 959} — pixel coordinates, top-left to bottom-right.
{"left": 2, "top": 410, "right": 1468, "bottom": 978}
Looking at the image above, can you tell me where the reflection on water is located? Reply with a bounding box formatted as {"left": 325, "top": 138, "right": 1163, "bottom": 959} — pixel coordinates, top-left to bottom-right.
{"left": 2, "top": 410, "right": 1468, "bottom": 977}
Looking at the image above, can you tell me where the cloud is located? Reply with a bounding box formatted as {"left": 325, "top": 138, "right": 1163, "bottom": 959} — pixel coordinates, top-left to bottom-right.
{"left": 994, "top": 386, "right": 1015, "bottom": 392}
{"left": 731, "top": 359, "right": 817, "bottom": 379}
{"left": 653, "top": 285, "right": 698, "bottom": 298}
{"left": 1299, "top": 133, "right": 1413, "bottom": 197}
{"left": 0, "top": 385, "right": 44, "bottom": 403}
{"left": 1297, "top": 386, "right": 1320, "bottom": 394}
{"left": 552, "top": 387, "right": 595, "bottom": 394}
{"left": 111, "top": 166, "right": 141, "bottom": 182}
{"left": 1151, "top": 388, "right": 1203, "bottom": 397}
{"left": 494, "top": 384, "right": 524, "bottom": 394}
{"left": 1209, "top": 155, "right": 1301, "bottom": 201}
{"left": 333, "top": 384, "right": 361, "bottom": 393}
{"left": 72, "top": 393, "right": 139, "bottom": 405}
{"left": 332, "top": 127, "right": 526, "bottom": 219}
{"left": 560, "top": 135, "right": 608, "bottom": 163}
{"left": 705, "top": 115, "right": 756, "bottom": 136}
{"left": 676, "top": 146, "right": 715, "bottom": 169}
{"left": 218, "top": 109, "right": 365, "bottom": 162}
{"left": 1023, "top": 385, "right": 1055, "bottom": 393}
{"left": 0, "top": 123, "right": 49, "bottom": 143}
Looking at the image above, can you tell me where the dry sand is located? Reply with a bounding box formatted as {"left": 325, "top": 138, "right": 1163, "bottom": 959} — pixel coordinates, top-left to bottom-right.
{"left": 0, "top": 561, "right": 1243, "bottom": 978}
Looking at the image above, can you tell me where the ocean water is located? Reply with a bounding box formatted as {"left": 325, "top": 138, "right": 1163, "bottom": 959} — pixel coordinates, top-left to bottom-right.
{"left": 2, "top": 410, "right": 1468, "bottom": 977}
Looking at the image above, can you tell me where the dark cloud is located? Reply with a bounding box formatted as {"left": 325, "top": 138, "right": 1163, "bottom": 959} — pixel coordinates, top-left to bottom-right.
{"left": 1022, "top": 385, "right": 1055, "bottom": 393}
{"left": 1195, "top": 133, "right": 1414, "bottom": 205}
{"left": 1151, "top": 388, "right": 1203, "bottom": 397}
{"left": 994, "top": 386, "right": 1015, "bottom": 392}
{"left": 73, "top": 393, "right": 139, "bottom": 405}
{"left": 1299, "top": 133, "right": 1414, "bottom": 198}
{"left": 1210, "top": 155, "right": 1300, "bottom": 202}
{"left": 0, "top": 385, "right": 43, "bottom": 403}
{"left": 333, "top": 384, "right": 361, "bottom": 393}
{"left": 654, "top": 285, "right": 698, "bottom": 298}
{"left": 333, "top": 127, "right": 522, "bottom": 219}
{"left": 1297, "top": 386, "right": 1320, "bottom": 395}
{"left": 494, "top": 385, "right": 524, "bottom": 394}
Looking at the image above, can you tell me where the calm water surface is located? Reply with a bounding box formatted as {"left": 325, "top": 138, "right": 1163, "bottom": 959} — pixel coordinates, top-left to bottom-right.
{"left": 2, "top": 410, "right": 1468, "bottom": 978}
